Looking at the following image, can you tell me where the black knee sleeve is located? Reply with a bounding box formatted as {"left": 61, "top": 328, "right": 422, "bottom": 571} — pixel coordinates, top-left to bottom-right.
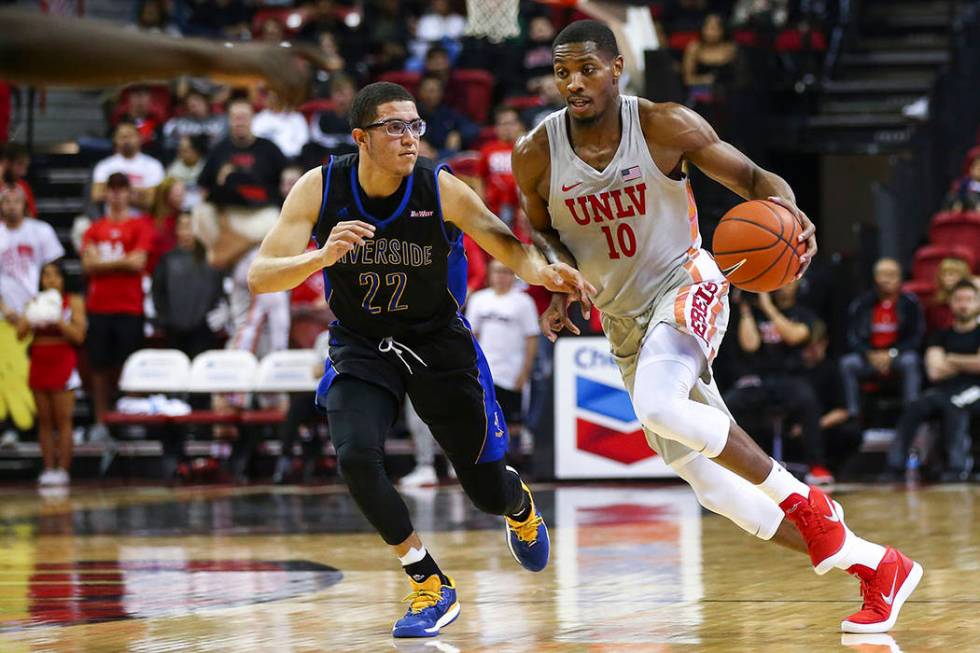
{"left": 454, "top": 459, "right": 525, "bottom": 516}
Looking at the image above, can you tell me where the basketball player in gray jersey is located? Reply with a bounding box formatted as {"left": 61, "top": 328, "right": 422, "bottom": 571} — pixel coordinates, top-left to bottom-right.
{"left": 512, "top": 20, "right": 921, "bottom": 634}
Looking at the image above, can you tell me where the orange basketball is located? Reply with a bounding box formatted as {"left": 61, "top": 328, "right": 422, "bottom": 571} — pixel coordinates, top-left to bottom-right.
{"left": 711, "top": 200, "right": 804, "bottom": 292}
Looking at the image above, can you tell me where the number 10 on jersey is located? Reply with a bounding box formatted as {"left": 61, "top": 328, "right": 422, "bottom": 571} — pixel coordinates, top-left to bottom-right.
{"left": 601, "top": 223, "right": 637, "bottom": 259}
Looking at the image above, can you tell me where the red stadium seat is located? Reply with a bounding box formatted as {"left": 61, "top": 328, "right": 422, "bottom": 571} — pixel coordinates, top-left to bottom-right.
{"left": 775, "top": 29, "right": 828, "bottom": 52}
{"left": 902, "top": 279, "right": 935, "bottom": 309}
{"left": 451, "top": 69, "right": 494, "bottom": 124}
{"left": 111, "top": 84, "right": 172, "bottom": 127}
{"left": 929, "top": 211, "right": 980, "bottom": 251}
{"left": 505, "top": 95, "right": 545, "bottom": 111}
{"left": 298, "top": 98, "right": 336, "bottom": 125}
{"left": 668, "top": 31, "right": 700, "bottom": 52}
{"left": 733, "top": 29, "right": 759, "bottom": 47}
{"left": 445, "top": 151, "right": 481, "bottom": 179}
{"left": 378, "top": 71, "right": 422, "bottom": 97}
{"left": 912, "top": 244, "right": 977, "bottom": 282}
{"left": 252, "top": 7, "right": 305, "bottom": 38}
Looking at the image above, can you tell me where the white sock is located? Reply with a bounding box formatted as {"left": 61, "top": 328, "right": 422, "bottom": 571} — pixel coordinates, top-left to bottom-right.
{"left": 838, "top": 537, "right": 887, "bottom": 572}
{"left": 757, "top": 458, "right": 810, "bottom": 504}
{"left": 398, "top": 546, "right": 426, "bottom": 566}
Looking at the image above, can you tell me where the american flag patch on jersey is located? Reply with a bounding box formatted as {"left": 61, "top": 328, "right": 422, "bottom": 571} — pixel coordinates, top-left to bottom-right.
{"left": 621, "top": 165, "right": 641, "bottom": 181}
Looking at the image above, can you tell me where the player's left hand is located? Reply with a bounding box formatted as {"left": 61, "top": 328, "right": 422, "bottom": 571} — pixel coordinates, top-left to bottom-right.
{"left": 541, "top": 293, "right": 579, "bottom": 343}
{"left": 768, "top": 196, "right": 817, "bottom": 279}
{"left": 539, "top": 262, "right": 596, "bottom": 307}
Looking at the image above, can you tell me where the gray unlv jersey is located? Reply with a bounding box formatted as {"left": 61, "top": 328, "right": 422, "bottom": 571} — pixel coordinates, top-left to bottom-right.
{"left": 543, "top": 95, "right": 703, "bottom": 318}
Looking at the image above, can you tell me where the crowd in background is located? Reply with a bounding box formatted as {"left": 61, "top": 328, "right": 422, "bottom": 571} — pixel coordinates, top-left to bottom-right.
{"left": 0, "top": 0, "right": 978, "bottom": 487}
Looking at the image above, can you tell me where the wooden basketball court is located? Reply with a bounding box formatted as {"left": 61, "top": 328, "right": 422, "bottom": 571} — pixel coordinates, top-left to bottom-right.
{"left": 0, "top": 481, "right": 976, "bottom": 652}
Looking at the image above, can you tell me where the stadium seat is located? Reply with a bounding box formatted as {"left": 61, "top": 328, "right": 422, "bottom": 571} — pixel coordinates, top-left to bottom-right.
{"left": 451, "top": 70, "right": 494, "bottom": 124}
{"left": 667, "top": 31, "right": 701, "bottom": 52}
{"left": 251, "top": 7, "right": 305, "bottom": 38}
{"left": 902, "top": 279, "right": 935, "bottom": 309}
{"left": 252, "top": 349, "right": 320, "bottom": 393}
{"left": 912, "top": 243, "right": 977, "bottom": 282}
{"left": 445, "top": 151, "right": 481, "bottom": 179}
{"left": 378, "top": 71, "right": 422, "bottom": 97}
{"left": 299, "top": 98, "right": 336, "bottom": 126}
{"left": 774, "top": 29, "right": 828, "bottom": 52}
{"left": 171, "top": 350, "right": 259, "bottom": 426}
{"left": 505, "top": 95, "right": 545, "bottom": 111}
{"left": 929, "top": 211, "right": 980, "bottom": 251}
{"left": 104, "top": 349, "right": 191, "bottom": 428}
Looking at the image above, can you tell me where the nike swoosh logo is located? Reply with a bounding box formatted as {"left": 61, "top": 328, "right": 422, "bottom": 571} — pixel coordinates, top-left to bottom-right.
{"left": 881, "top": 571, "right": 899, "bottom": 605}
{"left": 720, "top": 258, "right": 747, "bottom": 277}
{"left": 561, "top": 181, "right": 583, "bottom": 192}
{"left": 823, "top": 495, "right": 840, "bottom": 522}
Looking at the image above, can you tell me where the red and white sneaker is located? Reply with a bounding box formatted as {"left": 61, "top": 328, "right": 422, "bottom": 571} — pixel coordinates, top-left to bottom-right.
{"left": 805, "top": 465, "right": 835, "bottom": 486}
{"left": 779, "top": 485, "right": 853, "bottom": 575}
{"left": 841, "top": 547, "right": 922, "bottom": 634}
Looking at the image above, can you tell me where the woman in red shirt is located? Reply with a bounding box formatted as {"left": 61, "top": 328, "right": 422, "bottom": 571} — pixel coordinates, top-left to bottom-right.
{"left": 20, "top": 262, "right": 87, "bottom": 485}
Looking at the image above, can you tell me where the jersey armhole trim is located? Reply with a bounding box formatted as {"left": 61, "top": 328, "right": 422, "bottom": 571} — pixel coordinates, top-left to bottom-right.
{"left": 312, "top": 155, "right": 335, "bottom": 246}
{"left": 434, "top": 164, "right": 461, "bottom": 247}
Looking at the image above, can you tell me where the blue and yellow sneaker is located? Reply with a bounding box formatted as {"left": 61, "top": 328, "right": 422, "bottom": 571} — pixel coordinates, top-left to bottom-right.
{"left": 391, "top": 574, "right": 460, "bottom": 638}
{"left": 505, "top": 480, "right": 550, "bottom": 572}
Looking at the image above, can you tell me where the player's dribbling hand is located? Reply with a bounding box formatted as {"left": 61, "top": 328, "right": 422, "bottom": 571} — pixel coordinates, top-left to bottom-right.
{"left": 540, "top": 292, "right": 596, "bottom": 343}
{"left": 767, "top": 196, "right": 817, "bottom": 279}
{"left": 320, "top": 220, "right": 375, "bottom": 267}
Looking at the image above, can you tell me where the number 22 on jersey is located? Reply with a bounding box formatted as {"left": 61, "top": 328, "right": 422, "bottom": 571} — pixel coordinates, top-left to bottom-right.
{"left": 359, "top": 271, "right": 409, "bottom": 314}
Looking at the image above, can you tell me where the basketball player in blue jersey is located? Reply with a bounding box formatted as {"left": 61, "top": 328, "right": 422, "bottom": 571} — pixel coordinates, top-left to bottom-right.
{"left": 513, "top": 20, "right": 921, "bottom": 634}
{"left": 248, "top": 82, "right": 595, "bottom": 638}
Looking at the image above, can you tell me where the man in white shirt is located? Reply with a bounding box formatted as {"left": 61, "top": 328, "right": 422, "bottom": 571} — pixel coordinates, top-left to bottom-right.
{"left": 91, "top": 121, "right": 165, "bottom": 209}
{"left": 465, "top": 259, "right": 540, "bottom": 462}
{"left": 251, "top": 90, "right": 310, "bottom": 159}
{"left": 0, "top": 184, "right": 65, "bottom": 321}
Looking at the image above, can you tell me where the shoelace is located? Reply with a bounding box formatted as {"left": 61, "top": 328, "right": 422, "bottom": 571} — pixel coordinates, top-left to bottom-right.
{"left": 401, "top": 587, "right": 442, "bottom": 614}
{"left": 508, "top": 513, "right": 543, "bottom": 545}
{"left": 378, "top": 337, "right": 428, "bottom": 374}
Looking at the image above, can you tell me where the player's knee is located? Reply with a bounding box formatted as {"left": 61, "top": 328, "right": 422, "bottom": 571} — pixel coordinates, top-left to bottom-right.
{"left": 335, "top": 442, "right": 384, "bottom": 481}
{"left": 632, "top": 388, "right": 681, "bottom": 436}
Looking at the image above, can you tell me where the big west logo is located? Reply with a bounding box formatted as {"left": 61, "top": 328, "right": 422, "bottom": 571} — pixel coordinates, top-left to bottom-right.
{"left": 564, "top": 183, "right": 647, "bottom": 225}
{"left": 689, "top": 281, "right": 721, "bottom": 340}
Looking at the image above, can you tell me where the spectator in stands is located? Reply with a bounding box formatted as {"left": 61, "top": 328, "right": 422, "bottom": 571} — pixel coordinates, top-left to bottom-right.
{"left": 118, "top": 85, "right": 165, "bottom": 150}
{"left": 943, "top": 150, "right": 980, "bottom": 212}
{"left": 662, "top": 0, "right": 712, "bottom": 33}
{"left": 421, "top": 45, "right": 460, "bottom": 97}
{"left": 732, "top": 0, "right": 790, "bottom": 31}
{"left": 416, "top": 74, "right": 478, "bottom": 159}
{"left": 885, "top": 280, "right": 980, "bottom": 482}
{"left": 258, "top": 16, "right": 286, "bottom": 44}
{"left": 81, "top": 173, "right": 154, "bottom": 442}
{"left": 1, "top": 144, "right": 37, "bottom": 218}
{"left": 308, "top": 74, "right": 357, "bottom": 156}
{"left": 521, "top": 75, "right": 564, "bottom": 130}
{"left": 465, "top": 260, "right": 540, "bottom": 469}
{"left": 163, "top": 89, "right": 227, "bottom": 151}
{"left": 21, "top": 261, "right": 86, "bottom": 486}
{"left": 309, "top": 31, "right": 355, "bottom": 98}
{"left": 193, "top": 97, "right": 287, "bottom": 269}
{"left": 725, "top": 283, "right": 832, "bottom": 485}
{"left": 252, "top": 89, "right": 310, "bottom": 160}
{"left": 0, "top": 183, "right": 64, "bottom": 323}
{"left": 298, "top": 0, "right": 362, "bottom": 61}
{"left": 411, "top": 0, "right": 466, "bottom": 64}
{"left": 132, "top": 0, "right": 181, "bottom": 36}
{"left": 145, "top": 177, "right": 184, "bottom": 270}
{"left": 926, "top": 257, "right": 974, "bottom": 334}
{"left": 801, "top": 320, "right": 862, "bottom": 473}
{"left": 166, "top": 134, "right": 209, "bottom": 210}
{"left": 91, "top": 121, "right": 165, "bottom": 210}
{"left": 364, "top": 0, "right": 409, "bottom": 76}
{"left": 683, "top": 13, "right": 737, "bottom": 108}
{"left": 517, "top": 16, "right": 557, "bottom": 95}
{"left": 840, "top": 257, "right": 924, "bottom": 422}
{"left": 180, "top": 0, "right": 250, "bottom": 40}
{"left": 152, "top": 214, "right": 224, "bottom": 358}
{"left": 477, "top": 106, "right": 526, "bottom": 239}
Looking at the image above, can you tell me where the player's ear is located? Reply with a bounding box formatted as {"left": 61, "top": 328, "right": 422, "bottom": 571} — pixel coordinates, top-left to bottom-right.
{"left": 612, "top": 55, "right": 625, "bottom": 83}
{"left": 352, "top": 127, "right": 367, "bottom": 147}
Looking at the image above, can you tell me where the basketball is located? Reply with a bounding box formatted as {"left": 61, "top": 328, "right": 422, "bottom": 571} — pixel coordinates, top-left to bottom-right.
{"left": 711, "top": 200, "right": 805, "bottom": 293}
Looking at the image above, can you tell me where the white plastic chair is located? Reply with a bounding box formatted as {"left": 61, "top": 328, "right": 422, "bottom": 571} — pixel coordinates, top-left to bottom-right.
{"left": 253, "top": 349, "right": 320, "bottom": 393}
{"left": 187, "top": 350, "right": 259, "bottom": 393}
{"left": 118, "top": 349, "right": 192, "bottom": 393}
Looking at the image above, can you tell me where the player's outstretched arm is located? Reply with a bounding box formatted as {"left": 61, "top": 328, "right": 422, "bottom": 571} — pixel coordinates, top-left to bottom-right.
{"left": 639, "top": 101, "right": 817, "bottom": 278}
{"left": 438, "top": 169, "right": 595, "bottom": 302}
{"left": 248, "top": 169, "right": 374, "bottom": 294}
{"left": 0, "top": 9, "right": 328, "bottom": 106}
